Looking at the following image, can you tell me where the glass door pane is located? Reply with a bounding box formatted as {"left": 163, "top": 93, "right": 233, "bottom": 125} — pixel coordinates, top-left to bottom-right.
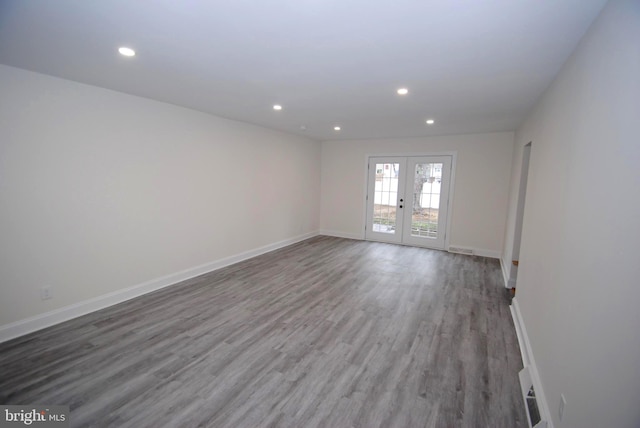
{"left": 373, "top": 162, "right": 400, "bottom": 233}
{"left": 410, "top": 162, "right": 443, "bottom": 238}
{"left": 365, "top": 157, "right": 405, "bottom": 244}
{"left": 401, "top": 156, "right": 452, "bottom": 249}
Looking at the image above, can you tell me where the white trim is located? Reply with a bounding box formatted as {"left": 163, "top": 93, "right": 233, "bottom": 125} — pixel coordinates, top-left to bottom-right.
{"left": 500, "top": 257, "right": 518, "bottom": 288}
{"left": 508, "top": 277, "right": 517, "bottom": 288}
{"left": 510, "top": 298, "right": 530, "bottom": 367}
{"left": 501, "top": 257, "right": 511, "bottom": 288}
{"left": 0, "top": 231, "right": 319, "bottom": 344}
{"left": 445, "top": 153, "right": 457, "bottom": 251}
{"left": 448, "top": 246, "right": 501, "bottom": 259}
{"left": 362, "top": 154, "right": 371, "bottom": 240}
{"left": 319, "top": 230, "right": 363, "bottom": 240}
{"left": 470, "top": 248, "right": 500, "bottom": 259}
{"left": 510, "top": 298, "right": 554, "bottom": 428}
{"left": 318, "top": 234, "right": 501, "bottom": 258}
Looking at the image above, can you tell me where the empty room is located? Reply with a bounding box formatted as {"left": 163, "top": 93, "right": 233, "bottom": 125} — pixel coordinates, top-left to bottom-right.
{"left": 1, "top": 1, "right": 638, "bottom": 427}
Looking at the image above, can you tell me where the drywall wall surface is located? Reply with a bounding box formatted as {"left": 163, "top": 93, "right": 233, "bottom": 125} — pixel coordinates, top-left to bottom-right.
{"left": 0, "top": 65, "right": 320, "bottom": 327}
{"left": 510, "top": 0, "right": 640, "bottom": 426}
{"left": 320, "top": 132, "right": 514, "bottom": 255}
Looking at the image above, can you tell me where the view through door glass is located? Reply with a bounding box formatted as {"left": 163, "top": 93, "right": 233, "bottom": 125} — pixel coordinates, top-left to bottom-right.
{"left": 410, "top": 162, "right": 443, "bottom": 238}
{"left": 372, "top": 162, "right": 400, "bottom": 234}
{"left": 366, "top": 155, "right": 452, "bottom": 249}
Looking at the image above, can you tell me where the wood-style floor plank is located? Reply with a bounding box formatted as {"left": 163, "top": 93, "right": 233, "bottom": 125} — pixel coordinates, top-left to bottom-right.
{"left": 0, "top": 236, "right": 526, "bottom": 427}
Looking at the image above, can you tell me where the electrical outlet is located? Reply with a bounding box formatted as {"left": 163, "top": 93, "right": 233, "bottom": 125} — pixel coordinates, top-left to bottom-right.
{"left": 40, "top": 286, "right": 52, "bottom": 300}
{"left": 559, "top": 394, "right": 567, "bottom": 421}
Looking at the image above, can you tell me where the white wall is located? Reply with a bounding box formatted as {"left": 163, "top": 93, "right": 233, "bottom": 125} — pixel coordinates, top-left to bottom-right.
{"left": 504, "top": 0, "right": 640, "bottom": 426}
{"left": 320, "top": 132, "right": 514, "bottom": 256}
{"left": 0, "top": 65, "right": 320, "bottom": 330}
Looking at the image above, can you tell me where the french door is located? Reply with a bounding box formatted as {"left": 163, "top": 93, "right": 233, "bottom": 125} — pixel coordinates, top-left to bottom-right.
{"left": 365, "top": 156, "right": 453, "bottom": 250}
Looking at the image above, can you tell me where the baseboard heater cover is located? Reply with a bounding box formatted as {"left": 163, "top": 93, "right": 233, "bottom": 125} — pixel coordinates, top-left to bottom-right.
{"left": 519, "top": 367, "right": 548, "bottom": 428}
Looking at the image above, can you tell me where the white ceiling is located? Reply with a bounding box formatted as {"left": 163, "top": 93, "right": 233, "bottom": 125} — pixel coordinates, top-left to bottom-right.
{"left": 0, "top": 0, "right": 607, "bottom": 141}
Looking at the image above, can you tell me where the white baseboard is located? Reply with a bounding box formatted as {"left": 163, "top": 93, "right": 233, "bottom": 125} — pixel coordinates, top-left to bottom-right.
{"left": 448, "top": 245, "right": 501, "bottom": 259}
{"left": 0, "top": 231, "right": 319, "bottom": 344}
{"left": 318, "top": 229, "right": 363, "bottom": 240}
{"left": 472, "top": 248, "right": 501, "bottom": 259}
{"left": 317, "top": 234, "right": 500, "bottom": 259}
{"left": 511, "top": 297, "right": 554, "bottom": 428}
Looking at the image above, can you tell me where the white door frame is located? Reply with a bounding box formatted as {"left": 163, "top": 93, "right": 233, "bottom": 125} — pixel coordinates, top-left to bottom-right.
{"left": 507, "top": 142, "right": 532, "bottom": 288}
{"left": 363, "top": 152, "right": 457, "bottom": 250}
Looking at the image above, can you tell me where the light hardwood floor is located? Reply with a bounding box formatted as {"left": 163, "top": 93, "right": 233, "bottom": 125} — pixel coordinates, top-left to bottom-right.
{"left": 0, "top": 236, "right": 526, "bottom": 427}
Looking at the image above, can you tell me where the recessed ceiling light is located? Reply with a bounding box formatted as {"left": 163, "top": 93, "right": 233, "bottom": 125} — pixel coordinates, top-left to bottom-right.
{"left": 426, "top": 119, "right": 435, "bottom": 125}
{"left": 118, "top": 47, "right": 136, "bottom": 57}
{"left": 273, "top": 105, "right": 282, "bottom": 111}
{"left": 334, "top": 126, "right": 341, "bottom": 131}
{"left": 397, "top": 88, "right": 409, "bottom": 95}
